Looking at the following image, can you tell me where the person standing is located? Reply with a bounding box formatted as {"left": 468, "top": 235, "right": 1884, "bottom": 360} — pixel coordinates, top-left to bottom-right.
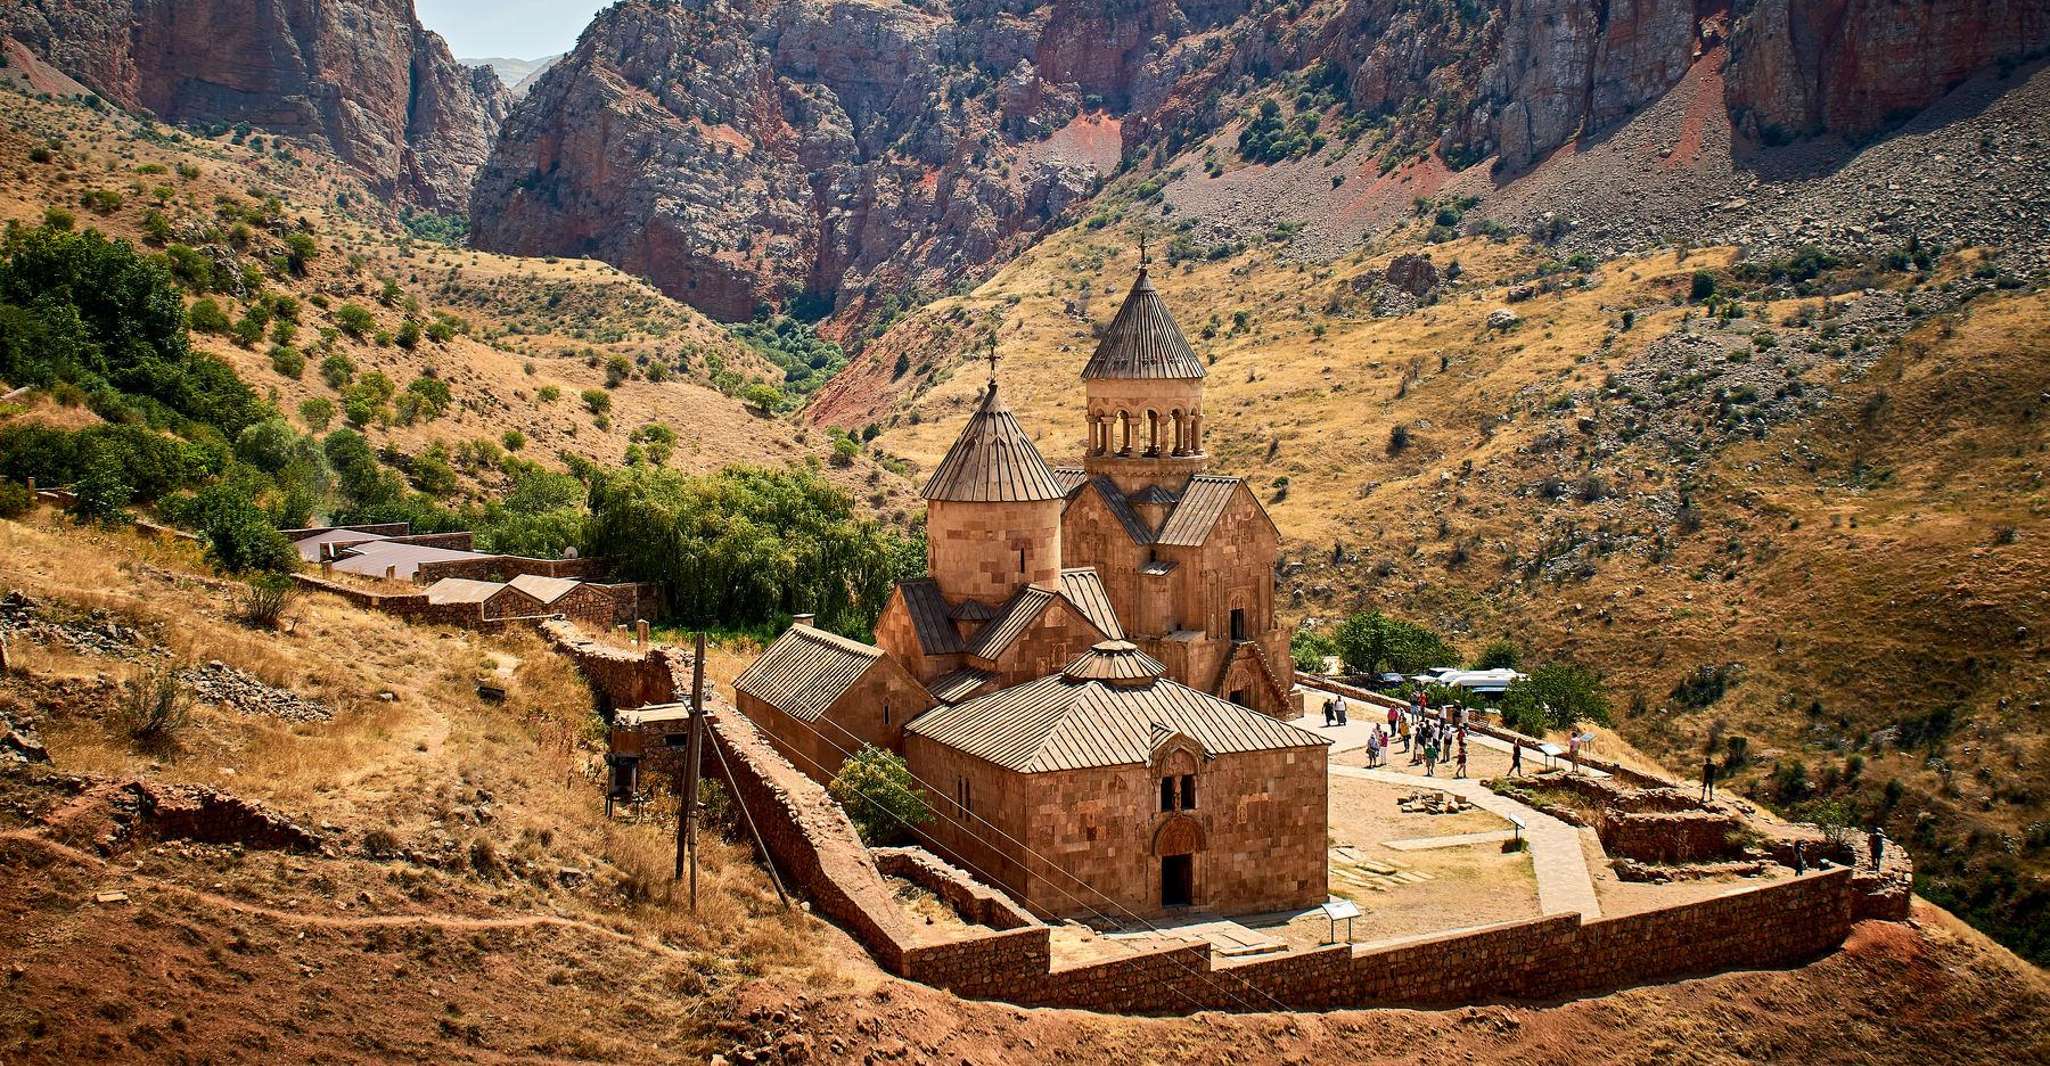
{"left": 1424, "top": 735, "right": 1439, "bottom": 777}
{"left": 1701, "top": 754, "right": 1717, "bottom": 803}
{"left": 1509, "top": 741, "right": 1524, "bottom": 777}
{"left": 1869, "top": 826, "right": 1886, "bottom": 870}
{"left": 1398, "top": 713, "right": 1412, "bottom": 754}
{"left": 1455, "top": 738, "right": 1468, "bottom": 779}
{"left": 1793, "top": 840, "right": 1807, "bottom": 876}
{"left": 1335, "top": 692, "right": 1349, "bottom": 726}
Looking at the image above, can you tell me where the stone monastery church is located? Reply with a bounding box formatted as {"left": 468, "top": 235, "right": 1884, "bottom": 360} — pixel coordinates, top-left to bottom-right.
{"left": 736, "top": 264, "right": 1329, "bottom": 919}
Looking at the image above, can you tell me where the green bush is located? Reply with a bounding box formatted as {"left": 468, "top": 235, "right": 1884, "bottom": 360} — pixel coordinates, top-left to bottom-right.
{"left": 334, "top": 303, "right": 374, "bottom": 339}
{"left": 581, "top": 388, "right": 611, "bottom": 416}
{"left": 1499, "top": 662, "right": 1612, "bottom": 735}
{"left": 187, "top": 297, "right": 231, "bottom": 334}
{"left": 828, "top": 745, "right": 932, "bottom": 846}
{"left": 319, "top": 352, "right": 355, "bottom": 389}
{"left": 1290, "top": 629, "right": 1337, "bottom": 673}
{"left": 297, "top": 396, "right": 335, "bottom": 432}
{"left": 0, "top": 480, "right": 32, "bottom": 519}
{"left": 181, "top": 481, "right": 297, "bottom": 573}
{"left": 268, "top": 344, "right": 305, "bottom": 378}
{"left": 1334, "top": 610, "right": 1456, "bottom": 676}
{"left": 69, "top": 453, "right": 133, "bottom": 524}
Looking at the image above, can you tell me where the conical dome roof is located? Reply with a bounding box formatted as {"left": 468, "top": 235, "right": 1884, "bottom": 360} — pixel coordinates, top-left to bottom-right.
{"left": 1081, "top": 268, "right": 1207, "bottom": 380}
{"left": 921, "top": 381, "right": 1067, "bottom": 502}
{"left": 1061, "top": 639, "right": 1165, "bottom": 684}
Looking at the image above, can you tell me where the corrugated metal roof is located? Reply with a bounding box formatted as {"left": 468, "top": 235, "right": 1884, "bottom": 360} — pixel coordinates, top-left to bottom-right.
{"left": 424, "top": 577, "right": 502, "bottom": 605}
{"left": 1085, "top": 476, "right": 1155, "bottom": 545}
{"left": 925, "top": 668, "right": 994, "bottom": 704}
{"left": 1051, "top": 466, "right": 1089, "bottom": 496}
{"left": 949, "top": 598, "right": 1000, "bottom": 622}
{"left": 508, "top": 573, "right": 582, "bottom": 605}
{"left": 905, "top": 661, "right": 1326, "bottom": 773}
{"left": 1155, "top": 475, "right": 1242, "bottom": 547}
{"left": 1080, "top": 269, "right": 1207, "bottom": 381}
{"left": 898, "top": 580, "right": 964, "bottom": 654}
{"left": 330, "top": 540, "right": 495, "bottom": 580}
{"left": 921, "top": 382, "right": 1067, "bottom": 502}
{"left": 1140, "top": 560, "right": 1178, "bottom": 576}
{"left": 1057, "top": 568, "right": 1125, "bottom": 640}
{"left": 967, "top": 585, "right": 1057, "bottom": 659}
{"left": 733, "top": 624, "right": 884, "bottom": 722}
{"left": 1127, "top": 484, "right": 1180, "bottom": 506}
{"left": 1060, "top": 640, "right": 1162, "bottom": 681}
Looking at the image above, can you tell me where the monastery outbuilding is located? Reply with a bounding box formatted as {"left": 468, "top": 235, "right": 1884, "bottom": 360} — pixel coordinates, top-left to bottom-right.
{"left": 736, "top": 261, "right": 1328, "bottom": 920}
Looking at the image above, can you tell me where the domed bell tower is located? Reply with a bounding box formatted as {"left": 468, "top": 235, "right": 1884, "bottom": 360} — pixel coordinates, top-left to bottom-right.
{"left": 1081, "top": 246, "right": 1208, "bottom": 498}
{"left": 920, "top": 341, "right": 1066, "bottom": 605}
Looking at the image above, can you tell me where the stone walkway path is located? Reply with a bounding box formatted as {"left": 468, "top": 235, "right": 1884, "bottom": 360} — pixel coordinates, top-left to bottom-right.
{"left": 1332, "top": 765, "right": 1604, "bottom": 920}
{"left": 1291, "top": 694, "right": 1611, "bottom": 778}
{"left": 1381, "top": 829, "right": 1519, "bottom": 851}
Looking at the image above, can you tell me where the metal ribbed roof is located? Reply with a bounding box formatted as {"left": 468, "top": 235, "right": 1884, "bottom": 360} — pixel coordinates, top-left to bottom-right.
{"left": 507, "top": 573, "right": 582, "bottom": 605}
{"left": 1057, "top": 568, "right": 1125, "bottom": 640}
{"left": 921, "top": 382, "right": 1066, "bottom": 502}
{"left": 1060, "top": 640, "right": 1163, "bottom": 682}
{"left": 1081, "top": 476, "right": 1156, "bottom": 545}
{"left": 1155, "top": 475, "right": 1243, "bottom": 547}
{"left": 1051, "top": 466, "right": 1089, "bottom": 496}
{"left": 733, "top": 624, "right": 884, "bottom": 722}
{"left": 1080, "top": 269, "right": 1207, "bottom": 381}
{"left": 1127, "top": 484, "right": 1180, "bottom": 506}
{"left": 330, "top": 540, "right": 495, "bottom": 580}
{"left": 925, "top": 667, "right": 994, "bottom": 704}
{"left": 905, "top": 669, "right": 1326, "bottom": 773}
{"left": 898, "top": 580, "right": 965, "bottom": 655}
{"left": 967, "top": 585, "right": 1058, "bottom": 659}
{"left": 949, "top": 598, "right": 1000, "bottom": 622}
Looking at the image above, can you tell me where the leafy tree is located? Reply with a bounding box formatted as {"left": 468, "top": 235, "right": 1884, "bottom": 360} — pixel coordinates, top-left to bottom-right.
{"left": 333, "top": 303, "right": 374, "bottom": 339}
{"left": 1498, "top": 662, "right": 1612, "bottom": 735}
{"left": 0, "top": 480, "right": 33, "bottom": 519}
{"left": 828, "top": 745, "right": 931, "bottom": 846}
{"left": 1474, "top": 639, "right": 1521, "bottom": 670}
{"left": 0, "top": 225, "right": 258, "bottom": 436}
{"left": 742, "top": 382, "right": 784, "bottom": 413}
{"left": 175, "top": 481, "right": 297, "bottom": 573}
{"left": 233, "top": 418, "right": 299, "bottom": 473}
{"left": 1334, "top": 610, "right": 1456, "bottom": 675}
{"left": 1290, "top": 629, "right": 1336, "bottom": 673}
{"left": 588, "top": 464, "right": 910, "bottom": 634}
{"left": 69, "top": 452, "right": 133, "bottom": 524}
{"left": 187, "top": 297, "right": 230, "bottom": 334}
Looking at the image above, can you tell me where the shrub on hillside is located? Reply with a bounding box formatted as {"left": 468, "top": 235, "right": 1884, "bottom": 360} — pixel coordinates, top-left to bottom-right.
{"left": 119, "top": 659, "right": 191, "bottom": 751}
{"left": 239, "top": 573, "right": 296, "bottom": 630}
{"left": 69, "top": 455, "right": 133, "bottom": 525}
{"left": 1498, "top": 662, "right": 1612, "bottom": 735}
{"left": 0, "top": 480, "right": 31, "bottom": 519}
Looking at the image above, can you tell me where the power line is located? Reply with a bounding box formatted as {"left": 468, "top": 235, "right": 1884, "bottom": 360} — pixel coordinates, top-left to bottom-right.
{"left": 756, "top": 706, "right": 1293, "bottom": 1013}
{"left": 729, "top": 717, "right": 1236, "bottom": 1016}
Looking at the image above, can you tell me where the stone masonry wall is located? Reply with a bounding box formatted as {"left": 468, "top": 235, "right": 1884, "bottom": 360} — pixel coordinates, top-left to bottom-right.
{"left": 544, "top": 635, "right": 1877, "bottom": 1016}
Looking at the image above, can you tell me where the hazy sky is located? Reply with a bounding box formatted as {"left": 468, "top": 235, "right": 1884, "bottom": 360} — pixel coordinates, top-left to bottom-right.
{"left": 416, "top": 0, "right": 609, "bottom": 60}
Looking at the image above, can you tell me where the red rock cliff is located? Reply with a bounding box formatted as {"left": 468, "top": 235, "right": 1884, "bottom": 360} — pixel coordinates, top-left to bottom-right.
{"left": 1, "top": 0, "right": 511, "bottom": 211}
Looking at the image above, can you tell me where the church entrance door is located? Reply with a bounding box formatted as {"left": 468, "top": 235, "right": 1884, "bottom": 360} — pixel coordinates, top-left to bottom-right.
{"left": 1161, "top": 854, "right": 1193, "bottom": 907}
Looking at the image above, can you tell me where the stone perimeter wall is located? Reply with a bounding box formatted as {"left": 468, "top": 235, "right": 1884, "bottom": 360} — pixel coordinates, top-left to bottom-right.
{"left": 550, "top": 642, "right": 1878, "bottom": 1016}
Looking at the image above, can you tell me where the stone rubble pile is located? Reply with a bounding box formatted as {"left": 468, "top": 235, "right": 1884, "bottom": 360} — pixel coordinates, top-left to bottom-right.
{"left": 180, "top": 661, "right": 333, "bottom": 723}
{"left": 1398, "top": 791, "right": 1474, "bottom": 815}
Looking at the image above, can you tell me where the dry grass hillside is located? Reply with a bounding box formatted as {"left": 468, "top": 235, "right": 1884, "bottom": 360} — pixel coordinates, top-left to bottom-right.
{"left": 817, "top": 217, "right": 2050, "bottom": 959}
{"left": 0, "top": 85, "right": 919, "bottom": 510}
{"left": 4, "top": 501, "right": 2048, "bottom": 1063}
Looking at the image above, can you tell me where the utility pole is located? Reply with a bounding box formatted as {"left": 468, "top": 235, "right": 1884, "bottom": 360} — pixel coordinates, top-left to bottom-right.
{"left": 674, "top": 634, "right": 707, "bottom": 911}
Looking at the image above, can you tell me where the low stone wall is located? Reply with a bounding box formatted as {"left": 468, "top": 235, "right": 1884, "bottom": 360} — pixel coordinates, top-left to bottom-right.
{"left": 537, "top": 619, "right": 690, "bottom": 713}
{"left": 873, "top": 847, "right": 1039, "bottom": 930}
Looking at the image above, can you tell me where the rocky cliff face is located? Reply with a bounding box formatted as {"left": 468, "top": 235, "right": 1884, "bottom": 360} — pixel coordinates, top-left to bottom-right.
{"left": 471, "top": 0, "right": 2046, "bottom": 322}
{"left": 1724, "top": 0, "right": 2050, "bottom": 142}
{"left": 0, "top": 0, "right": 510, "bottom": 211}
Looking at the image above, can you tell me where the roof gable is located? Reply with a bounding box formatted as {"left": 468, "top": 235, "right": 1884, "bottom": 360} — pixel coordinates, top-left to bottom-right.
{"left": 1072, "top": 476, "right": 1154, "bottom": 545}
{"left": 896, "top": 580, "right": 965, "bottom": 655}
{"left": 1155, "top": 475, "right": 1277, "bottom": 548}
{"left": 906, "top": 669, "right": 1327, "bottom": 773}
{"left": 507, "top": 573, "right": 581, "bottom": 604}
{"left": 1057, "top": 568, "right": 1125, "bottom": 641}
{"left": 733, "top": 625, "right": 885, "bottom": 722}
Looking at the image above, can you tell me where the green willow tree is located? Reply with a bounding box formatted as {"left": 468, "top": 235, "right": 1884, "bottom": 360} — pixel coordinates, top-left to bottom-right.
{"left": 1333, "top": 610, "right": 1457, "bottom": 676}
{"left": 588, "top": 464, "right": 916, "bottom": 636}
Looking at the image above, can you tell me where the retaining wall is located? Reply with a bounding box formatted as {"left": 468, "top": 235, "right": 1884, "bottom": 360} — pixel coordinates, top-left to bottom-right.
{"left": 551, "top": 647, "right": 1876, "bottom": 1016}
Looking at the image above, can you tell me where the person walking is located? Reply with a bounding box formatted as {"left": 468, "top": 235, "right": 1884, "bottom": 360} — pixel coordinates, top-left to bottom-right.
{"left": 1335, "top": 692, "right": 1349, "bottom": 726}
{"left": 1702, "top": 754, "right": 1717, "bottom": 803}
{"left": 1455, "top": 738, "right": 1468, "bottom": 779}
{"left": 1869, "top": 826, "right": 1886, "bottom": 870}
{"left": 1509, "top": 741, "right": 1524, "bottom": 777}
{"left": 1424, "top": 735, "right": 1439, "bottom": 777}
{"left": 1323, "top": 695, "right": 1337, "bottom": 727}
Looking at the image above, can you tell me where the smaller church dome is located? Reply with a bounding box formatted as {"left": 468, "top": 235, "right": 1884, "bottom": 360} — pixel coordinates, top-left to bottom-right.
{"left": 1061, "top": 639, "right": 1165, "bottom": 683}
{"left": 920, "top": 380, "right": 1068, "bottom": 502}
